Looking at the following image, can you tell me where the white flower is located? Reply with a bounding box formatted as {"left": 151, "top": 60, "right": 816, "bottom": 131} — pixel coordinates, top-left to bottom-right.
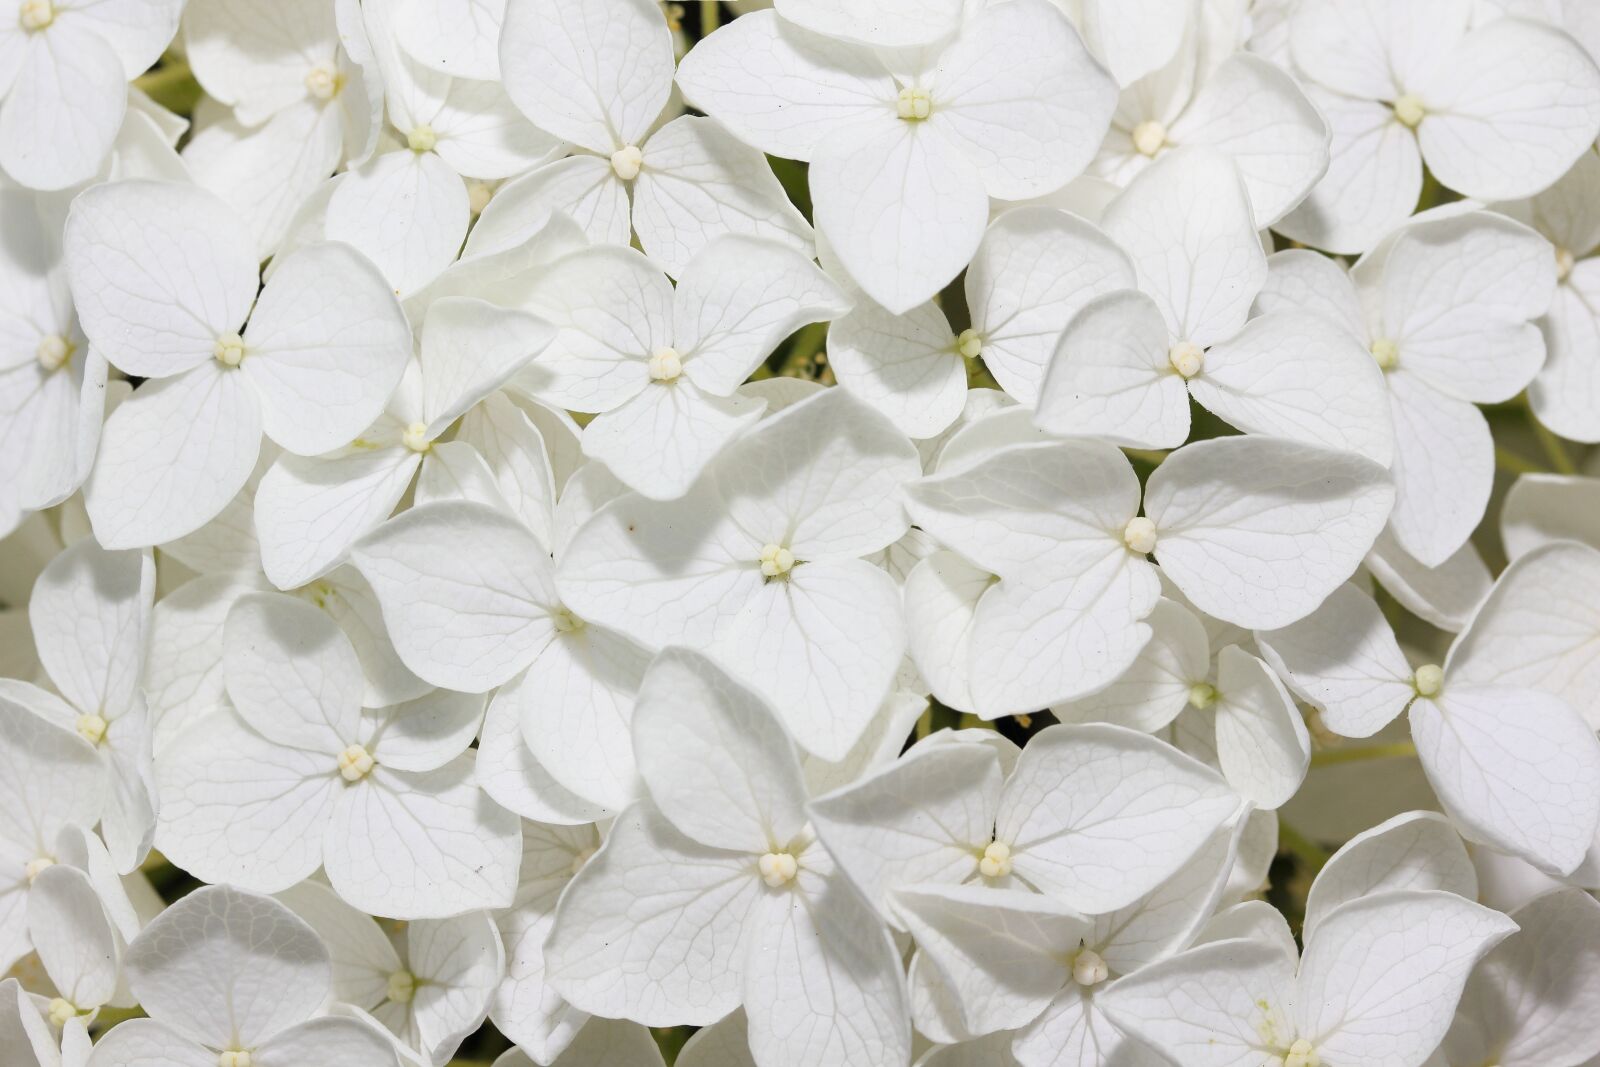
{"left": 181, "top": 0, "right": 379, "bottom": 255}
{"left": 1090, "top": 23, "right": 1330, "bottom": 226}
{"left": 1035, "top": 148, "right": 1394, "bottom": 466}
{"left": 389, "top": 0, "right": 505, "bottom": 80}
{"left": 1254, "top": 209, "right": 1556, "bottom": 566}
{"left": 1279, "top": 2, "right": 1600, "bottom": 253}
{"left": 0, "top": 696, "right": 106, "bottom": 974}
{"left": 1258, "top": 581, "right": 1600, "bottom": 875}
{"left": 0, "top": 187, "right": 106, "bottom": 538}
{"left": 677, "top": 0, "right": 1118, "bottom": 313}
{"left": 4, "top": 538, "right": 156, "bottom": 872}
{"left": 514, "top": 237, "right": 848, "bottom": 498}
{"left": 87, "top": 884, "right": 398, "bottom": 1067}
{"left": 1101, "top": 889, "right": 1516, "bottom": 1067}
{"left": 809, "top": 725, "right": 1240, "bottom": 921}
{"left": 827, "top": 206, "right": 1133, "bottom": 435}
{"left": 322, "top": 0, "right": 562, "bottom": 295}
{"left": 903, "top": 435, "right": 1393, "bottom": 715}
{"left": 64, "top": 179, "right": 413, "bottom": 548}
{"left": 26, "top": 862, "right": 129, "bottom": 1032}
{"left": 545, "top": 647, "right": 911, "bottom": 1067}
{"left": 479, "top": 0, "right": 814, "bottom": 277}
{"left": 278, "top": 881, "right": 504, "bottom": 1067}
{"left": 1304, "top": 811, "right": 1478, "bottom": 941}
{"left": 556, "top": 387, "right": 921, "bottom": 759}
{"left": 0, "top": 0, "right": 183, "bottom": 189}
{"left": 153, "top": 593, "right": 517, "bottom": 917}
{"left": 892, "top": 822, "right": 1242, "bottom": 1065}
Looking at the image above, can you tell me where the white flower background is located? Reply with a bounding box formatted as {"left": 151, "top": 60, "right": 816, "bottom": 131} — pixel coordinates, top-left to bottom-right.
{"left": 3, "top": 0, "right": 1600, "bottom": 1065}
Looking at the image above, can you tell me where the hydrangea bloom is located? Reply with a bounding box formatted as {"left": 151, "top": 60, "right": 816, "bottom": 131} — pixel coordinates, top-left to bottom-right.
{"left": 8, "top": 3, "right": 1600, "bottom": 1066}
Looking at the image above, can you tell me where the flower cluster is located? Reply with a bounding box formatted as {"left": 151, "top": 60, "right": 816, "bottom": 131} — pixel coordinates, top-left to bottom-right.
{"left": 4, "top": 1, "right": 1600, "bottom": 1066}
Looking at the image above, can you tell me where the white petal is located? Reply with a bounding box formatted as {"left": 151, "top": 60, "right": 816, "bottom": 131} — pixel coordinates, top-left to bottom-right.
{"left": 1167, "top": 53, "right": 1330, "bottom": 226}
{"left": 1192, "top": 311, "right": 1394, "bottom": 466}
{"left": 1530, "top": 262, "right": 1600, "bottom": 442}
{"left": 153, "top": 708, "right": 335, "bottom": 894}
{"left": 81, "top": 1017, "right": 214, "bottom": 1067}
{"left": 405, "top": 913, "right": 504, "bottom": 1062}
{"left": 182, "top": 0, "right": 338, "bottom": 122}
{"left": 463, "top": 156, "right": 630, "bottom": 258}
{"left": 429, "top": 76, "right": 563, "bottom": 180}
{"left": 499, "top": 0, "right": 672, "bottom": 154}
{"left": 85, "top": 366, "right": 263, "bottom": 549}
{"left": 326, "top": 754, "right": 519, "bottom": 917}
{"left": 275, "top": 878, "right": 400, "bottom": 1007}
{"left": 1255, "top": 583, "right": 1413, "bottom": 739}
{"left": 811, "top": 119, "right": 988, "bottom": 315}
{"left": 63, "top": 180, "right": 256, "bottom": 378}
{"left": 901, "top": 551, "right": 990, "bottom": 713}
{"left": 967, "top": 205, "right": 1135, "bottom": 405}
{"left": 392, "top": 0, "right": 504, "bottom": 79}
{"left": 350, "top": 501, "right": 560, "bottom": 692}
{"left": 741, "top": 873, "right": 910, "bottom": 1067}
{"left": 455, "top": 394, "right": 560, "bottom": 546}
{"left": 583, "top": 380, "right": 764, "bottom": 500}
{"left": 1384, "top": 371, "right": 1494, "bottom": 567}
{"left": 996, "top": 724, "right": 1239, "bottom": 913}
{"left": 28, "top": 864, "right": 119, "bottom": 1013}
{"left": 0, "top": 26, "right": 126, "bottom": 190}
{"left": 326, "top": 151, "right": 469, "bottom": 296}
{"left": 1450, "top": 540, "right": 1600, "bottom": 728}
{"left": 1211, "top": 646, "right": 1309, "bottom": 810}
{"left": 1098, "top": 938, "right": 1296, "bottom": 1067}
{"left": 1293, "top": 890, "right": 1516, "bottom": 1066}
{"left": 673, "top": 12, "right": 895, "bottom": 161}
{"left": 224, "top": 592, "right": 365, "bottom": 752}
{"left": 123, "top": 884, "right": 332, "bottom": 1051}
{"left": 826, "top": 300, "right": 966, "bottom": 439}
{"left": 1034, "top": 288, "right": 1189, "bottom": 448}
{"left": 632, "top": 117, "right": 817, "bottom": 278}
{"left": 1101, "top": 147, "right": 1266, "bottom": 346}
{"left": 545, "top": 803, "right": 758, "bottom": 1026}
{"left": 1054, "top": 597, "right": 1209, "bottom": 734}
{"left": 773, "top": 0, "right": 960, "bottom": 48}
{"left": 420, "top": 298, "right": 553, "bottom": 435}
{"left": 1146, "top": 436, "right": 1396, "bottom": 629}
{"left": 29, "top": 538, "right": 152, "bottom": 721}
{"left": 254, "top": 1017, "right": 399, "bottom": 1067}
{"left": 1412, "top": 685, "right": 1600, "bottom": 876}
{"left": 1364, "top": 529, "right": 1493, "bottom": 634}
{"left": 1302, "top": 811, "right": 1476, "bottom": 941}
{"left": 1419, "top": 18, "right": 1600, "bottom": 199}
{"left": 475, "top": 685, "right": 610, "bottom": 826}
{"left": 926, "top": 0, "right": 1117, "bottom": 199}
{"left": 1253, "top": 249, "right": 1366, "bottom": 337}
{"left": 1078, "top": 0, "right": 1189, "bottom": 86}
{"left": 1288, "top": 0, "right": 1466, "bottom": 100}
{"left": 241, "top": 242, "right": 412, "bottom": 455}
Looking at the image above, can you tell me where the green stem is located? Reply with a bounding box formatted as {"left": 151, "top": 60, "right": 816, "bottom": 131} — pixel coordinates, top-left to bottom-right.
{"left": 700, "top": 0, "right": 720, "bottom": 34}
{"left": 1495, "top": 445, "right": 1547, "bottom": 476}
{"left": 1530, "top": 416, "right": 1578, "bottom": 475}
{"left": 1277, "top": 822, "right": 1332, "bottom": 874}
{"left": 1310, "top": 740, "right": 1417, "bottom": 768}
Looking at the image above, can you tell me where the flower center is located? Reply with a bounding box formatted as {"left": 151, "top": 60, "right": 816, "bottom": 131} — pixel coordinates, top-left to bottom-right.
{"left": 956, "top": 328, "right": 983, "bottom": 359}
{"left": 402, "top": 422, "right": 431, "bottom": 453}
{"left": 1123, "top": 516, "right": 1158, "bottom": 556}
{"left": 1168, "top": 341, "right": 1204, "bottom": 379}
{"left": 1284, "top": 1039, "right": 1320, "bottom": 1067}
{"left": 1071, "top": 946, "right": 1108, "bottom": 987}
{"left": 758, "top": 851, "right": 798, "bottom": 887}
{"left": 48, "top": 998, "right": 82, "bottom": 1027}
{"left": 338, "top": 743, "right": 376, "bottom": 782}
{"left": 76, "top": 712, "right": 108, "bottom": 746}
{"left": 1187, "top": 682, "right": 1217, "bottom": 711}
{"left": 213, "top": 331, "right": 246, "bottom": 368}
{"left": 648, "top": 346, "right": 682, "bottom": 382}
{"left": 897, "top": 87, "right": 932, "bottom": 122}
{"left": 569, "top": 845, "right": 597, "bottom": 877}
{"left": 1132, "top": 119, "right": 1167, "bottom": 158}
{"left": 553, "top": 607, "right": 586, "bottom": 634}
{"left": 386, "top": 970, "right": 416, "bottom": 1004}
{"left": 610, "top": 144, "right": 644, "bottom": 180}
{"left": 304, "top": 65, "right": 343, "bottom": 101}
{"left": 18, "top": 0, "right": 53, "bottom": 31}
{"left": 1556, "top": 246, "right": 1576, "bottom": 283}
{"left": 407, "top": 125, "right": 437, "bottom": 152}
{"left": 36, "top": 333, "right": 73, "bottom": 372}
{"left": 1370, "top": 337, "right": 1399, "bottom": 372}
{"left": 1392, "top": 95, "right": 1425, "bottom": 129}
{"left": 218, "top": 1050, "right": 253, "bottom": 1067}
{"left": 978, "top": 840, "right": 1012, "bottom": 879}
{"left": 1412, "top": 663, "right": 1443, "bottom": 699}
{"left": 758, "top": 543, "right": 795, "bottom": 579}
{"left": 24, "top": 856, "right": 53, "bottom": 883}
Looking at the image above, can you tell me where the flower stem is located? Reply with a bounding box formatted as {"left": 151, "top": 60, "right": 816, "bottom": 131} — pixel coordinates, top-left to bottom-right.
{"left": 1530, "top": 416, "right": 1578, "bottom": 475}
{"left": 1310, "top": 740, "right": 1417, "bottom": 768}
{"left": 1277, "top": 822, "right": 1331, "bottom": 874}
{"left": 701, "top": 0, "right": 720, "bottom": 34}
{"left": 1495, "top": 445, "right": 1547, "bottom": 476}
